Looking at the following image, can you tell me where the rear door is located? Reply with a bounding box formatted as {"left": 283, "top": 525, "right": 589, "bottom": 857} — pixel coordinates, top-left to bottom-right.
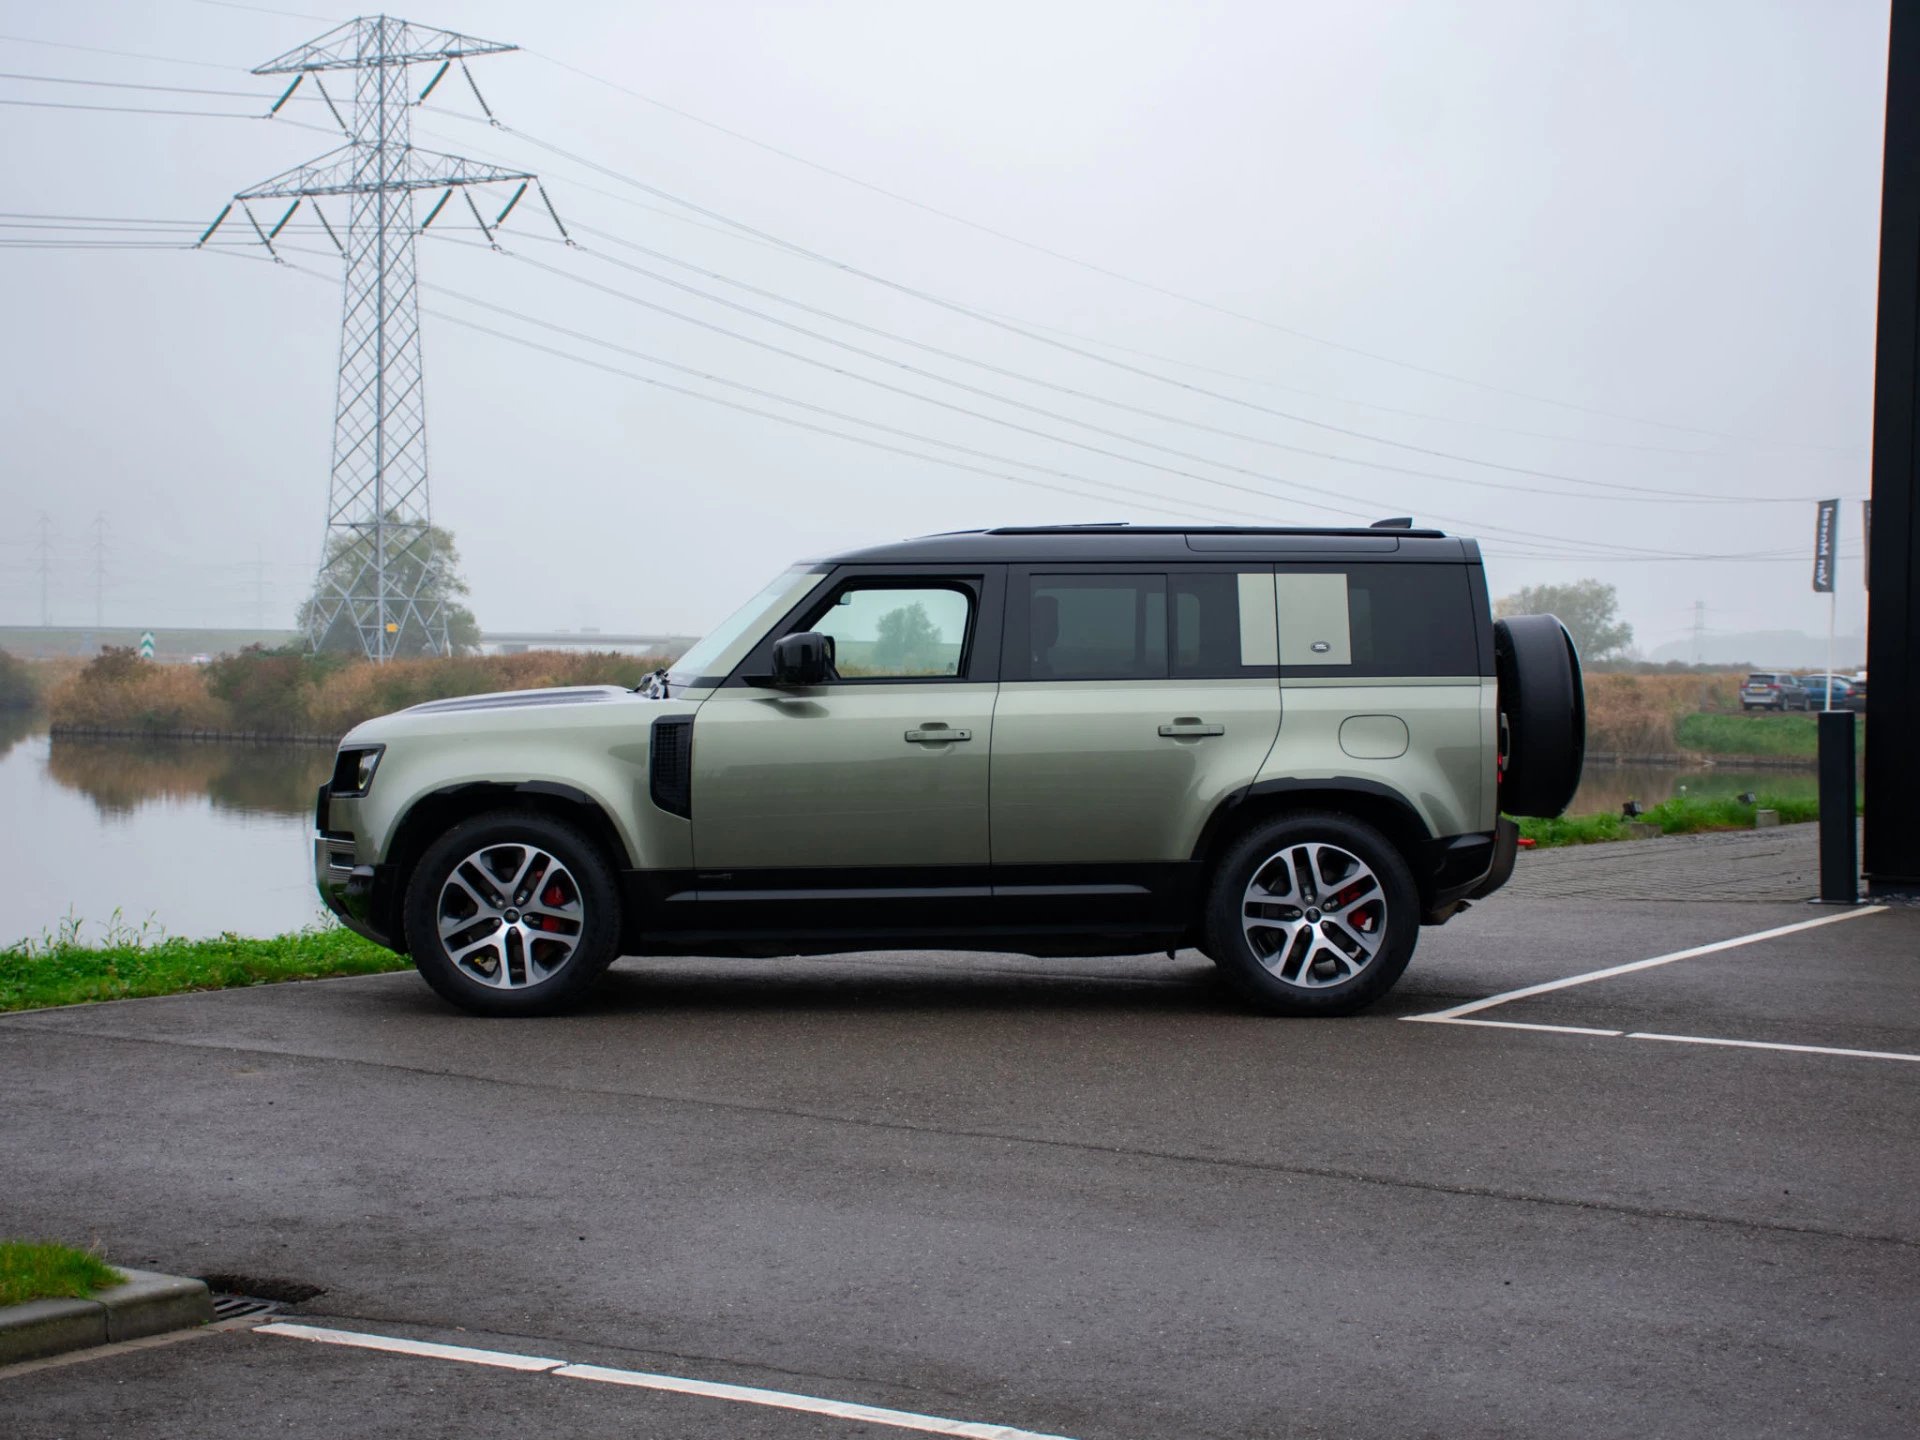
{"left": 988, "top": 565, "right": 1281, "bottom": 930}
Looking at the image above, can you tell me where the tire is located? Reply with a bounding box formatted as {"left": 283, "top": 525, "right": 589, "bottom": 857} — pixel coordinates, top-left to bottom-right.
{"left": 1203, "top": 812, "right": 1419, "bottom": 1017}
{"left": 402, "top": 810, "right": 622, "bottom": 1016}
{"left": 1495, "top": 614, "right": 1586, "bottom": 818}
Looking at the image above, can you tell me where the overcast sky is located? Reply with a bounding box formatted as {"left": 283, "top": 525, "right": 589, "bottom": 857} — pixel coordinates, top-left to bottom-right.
{"left": 0, "top": 0, "right": 1891, "bottom": 657}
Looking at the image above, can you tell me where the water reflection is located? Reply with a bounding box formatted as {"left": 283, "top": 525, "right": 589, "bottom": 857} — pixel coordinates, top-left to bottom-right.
{"left": 46, "top": 737, "right": 332, "bottom": 819}
{"left": 1570, "top": 762, "right": 1819, "bottom": 816}
{"left": 0, "top": 707, "right": 39, "bottom": 760}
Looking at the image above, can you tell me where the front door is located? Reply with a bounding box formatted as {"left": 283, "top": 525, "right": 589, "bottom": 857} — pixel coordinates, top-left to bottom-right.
{"left": 687, "top": 568, "right": 1003, "bottom": 935}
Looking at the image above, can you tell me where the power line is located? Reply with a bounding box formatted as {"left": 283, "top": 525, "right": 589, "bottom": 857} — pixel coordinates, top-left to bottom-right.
{"left": 235, "top": 230, "right": 1815, "bottom": 562}
{"left": 0, "top": 96, "right": 285, "bottom": 117}
{"left": 0, "top": 32, "right": 242, "bottom": 71}
{"left": 558, "top": 222, "right": 1786, "bottom": 507}
{"left": 411, "top": 263, "right": 1814, "bottom": 561}
{"left": 486, "top": 122, "right": 1838, "bottom": 507}
{"left": 0, "top": 68, "right": 315, "bottom": 99}
{"left": 528, "top": 49, "right": 1851, "bottom": 453}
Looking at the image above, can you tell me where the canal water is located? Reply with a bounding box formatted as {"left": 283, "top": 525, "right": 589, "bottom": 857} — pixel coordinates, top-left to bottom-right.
{"left": 2, "top": 715, "right": 331, "bottom": 947}
{"left": 0, "top": 712, "right": 1826, "bottom": 949}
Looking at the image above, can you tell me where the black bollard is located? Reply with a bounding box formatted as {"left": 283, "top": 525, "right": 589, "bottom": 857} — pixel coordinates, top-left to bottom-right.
{"left": 1817, "top": 709, "right": 1858, "bottom": 904}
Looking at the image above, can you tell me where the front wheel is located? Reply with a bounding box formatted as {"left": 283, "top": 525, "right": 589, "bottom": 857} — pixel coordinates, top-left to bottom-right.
{"left": 1203, "top": 812, "right": 1419, "bottom": 1017}
{"left": 403, "top": 810, "right": 622, "bottom": 1016}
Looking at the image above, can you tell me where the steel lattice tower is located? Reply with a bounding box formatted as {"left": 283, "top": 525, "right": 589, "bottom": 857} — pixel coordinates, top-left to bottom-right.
{"left": 213, "top": 17, "right": 551, "bottom": 659}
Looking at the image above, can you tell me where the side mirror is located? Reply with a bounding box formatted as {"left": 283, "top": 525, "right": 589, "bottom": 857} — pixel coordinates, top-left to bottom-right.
{"left": 770, "top": 631, "right": 832, "bottom": 686}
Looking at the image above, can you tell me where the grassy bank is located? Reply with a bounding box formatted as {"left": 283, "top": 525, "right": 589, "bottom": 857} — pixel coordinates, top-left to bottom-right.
{"left": 1, "top": 923, "right": 406, "bottom": 1012}
{"left": 1516, "top": 791, "right": 1838, "bottom": 848}
{"left": 0, "top": 1242, "right": 124, "bottom": 1307}
{"left": 46, "top": 646, "right": 673, "bottom": 740}
{"left": 1675, "top": 710, "right": 1861, "bottom": 760}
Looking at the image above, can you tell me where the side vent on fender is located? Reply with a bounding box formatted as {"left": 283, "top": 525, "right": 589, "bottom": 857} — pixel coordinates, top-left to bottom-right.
{"left": 650, "top": 716, "right": 694, "bottom": 819}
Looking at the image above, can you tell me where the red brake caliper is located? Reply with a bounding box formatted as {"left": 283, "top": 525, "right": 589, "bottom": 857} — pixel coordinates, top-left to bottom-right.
{"left": 536, "top": 881, "right": 567, "bottom": 931}
{"left": 1330, "top": 882, "right": 1371, "bottom": 931}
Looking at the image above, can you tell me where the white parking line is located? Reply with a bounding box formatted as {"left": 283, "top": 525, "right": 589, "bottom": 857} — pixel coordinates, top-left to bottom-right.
{"left": 1398, "top": 905, "right": 1920, "bottom": 1064}
{"left": 1627, "top": 1032, "right": 1920, "bottom": 1064}
{"left": 257, "top": 1321, "right": 1080, "bottom": 1439}
{"left": 256, "top": 1322, "right": 563, "bottom": 1370}
{"left": 1405, "top": 907, "right": 1887, "bottom": 1022}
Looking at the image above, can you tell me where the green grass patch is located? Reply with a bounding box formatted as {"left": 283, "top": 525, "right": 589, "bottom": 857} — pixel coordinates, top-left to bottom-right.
{"left": 1516, "top": 790, "right": 1843, "bottom": 848}
{"left": 1, "top": 920, "right": 406, "bottom": 1013}
{"left": 1676, "top": 711, "right": 1861, "bottom": 759}
{"left": 0, "top": 1241, "right": 124, "bottom": 1307}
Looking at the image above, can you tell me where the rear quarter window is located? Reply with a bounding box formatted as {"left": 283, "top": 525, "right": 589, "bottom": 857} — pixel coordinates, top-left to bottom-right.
{"left": 1277, "top": 564, "right": 1478, "bottom": 678}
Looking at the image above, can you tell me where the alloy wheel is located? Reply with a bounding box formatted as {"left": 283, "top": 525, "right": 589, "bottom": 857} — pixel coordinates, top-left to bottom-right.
{"left": 1241, "top": 842, "right": 1388, "bottom": 988}
{"left": 435, "top": 842, "right": 585, "bottom": 989}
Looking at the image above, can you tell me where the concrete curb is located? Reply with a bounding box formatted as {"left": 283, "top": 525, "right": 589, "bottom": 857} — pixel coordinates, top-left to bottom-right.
{"left": 0, "top": 1270, "right": 214, "bottom": 1365}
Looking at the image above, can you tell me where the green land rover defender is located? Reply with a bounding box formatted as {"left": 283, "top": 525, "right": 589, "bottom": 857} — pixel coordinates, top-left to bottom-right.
{"left": 315, "top": 524, "right": 1585, "bottom": 1017}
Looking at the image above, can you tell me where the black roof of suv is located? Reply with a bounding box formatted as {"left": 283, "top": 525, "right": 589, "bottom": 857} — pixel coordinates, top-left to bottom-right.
{"left": 826, "top": 524, "right": 1481, "bottom": 565}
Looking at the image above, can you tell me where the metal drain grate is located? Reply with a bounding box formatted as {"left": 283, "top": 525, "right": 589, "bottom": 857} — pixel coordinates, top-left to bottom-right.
{"left": 211, "top": 1293, "right": 282, "bottom": 1321}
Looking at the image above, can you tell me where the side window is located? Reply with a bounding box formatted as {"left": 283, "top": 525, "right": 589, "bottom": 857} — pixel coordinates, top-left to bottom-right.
{"left": 1030, "top": 574, "right": 1167, "bottom": 679}
{"left": 807, "top": 584, "right": 974, "bottom": 679}
{"left": 1277, "top": 564, "right": 1477, "bottom": 677}
{"left": 1171, "top": 572, "right": 1277, "bottom": 675}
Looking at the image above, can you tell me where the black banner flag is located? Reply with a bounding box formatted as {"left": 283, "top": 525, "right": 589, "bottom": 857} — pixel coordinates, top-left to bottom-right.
{"left": 1813, "top": 499, "right": 1839, "bottom": 593}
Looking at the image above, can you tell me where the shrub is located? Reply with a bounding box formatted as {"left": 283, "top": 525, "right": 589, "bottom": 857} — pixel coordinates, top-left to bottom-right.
{"left": 205, "top": 645, "right": 321, "bottom": 735}
{"left": 1583, "top": 672, "right": 1744, "bottom": 756}
{"left": 47, "top": 649, "right": 225, "bottom": 734}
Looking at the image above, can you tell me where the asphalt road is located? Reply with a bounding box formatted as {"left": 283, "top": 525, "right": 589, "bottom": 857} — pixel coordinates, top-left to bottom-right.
{"left": 3, "top": 893, "right": 1916, "bottom": 1438}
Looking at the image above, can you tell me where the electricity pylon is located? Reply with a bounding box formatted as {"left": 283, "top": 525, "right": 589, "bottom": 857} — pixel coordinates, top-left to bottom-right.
{"left": 204, "top": 17, "right": 565, "bottom": 660}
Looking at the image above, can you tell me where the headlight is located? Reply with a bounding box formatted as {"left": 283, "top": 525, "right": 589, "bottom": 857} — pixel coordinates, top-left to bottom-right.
{"left": 330, "top": 744, "right": 384, "bottom": 797}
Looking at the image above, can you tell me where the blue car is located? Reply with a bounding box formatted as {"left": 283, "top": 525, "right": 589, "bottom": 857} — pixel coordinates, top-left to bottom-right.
{"left": 1799, "top": 674, "right": 1854, "bottom": 710}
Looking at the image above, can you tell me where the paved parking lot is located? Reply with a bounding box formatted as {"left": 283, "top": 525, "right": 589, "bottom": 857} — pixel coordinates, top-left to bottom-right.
{"left": 2, "top": 881, "right": 1916, "bottom": 1438}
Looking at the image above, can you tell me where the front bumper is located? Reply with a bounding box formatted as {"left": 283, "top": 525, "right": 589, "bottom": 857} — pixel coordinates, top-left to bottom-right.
{"left": 314, "top": 784, "right": 401, "bottom": 951}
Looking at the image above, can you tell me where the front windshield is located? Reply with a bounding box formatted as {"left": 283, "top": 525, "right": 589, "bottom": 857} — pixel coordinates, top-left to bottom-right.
{"left": 669, "top": 565, "right": 827, "bottom": 685}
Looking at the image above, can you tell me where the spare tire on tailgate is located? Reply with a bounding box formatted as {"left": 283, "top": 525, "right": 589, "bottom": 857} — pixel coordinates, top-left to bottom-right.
{"left": 1495, "top": 615, "right": 1586, "bottom": 818}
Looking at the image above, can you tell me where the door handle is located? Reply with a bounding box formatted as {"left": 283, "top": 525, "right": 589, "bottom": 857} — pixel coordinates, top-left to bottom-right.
{"left": 905, "top": 727, "right": 971, "bottom": 743}
{"left": 1158, "top": 720, "right": 1224, "bottom": 738}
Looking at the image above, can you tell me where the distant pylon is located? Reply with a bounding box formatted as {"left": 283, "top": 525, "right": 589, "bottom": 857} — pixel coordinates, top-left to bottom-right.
{"left": 92, "top": 514, "right": 107, "bottom": 630}
{"left": 36, "top": 513, "right": 51, "bottom": 629}
{"left": 203, "top": 17, "right": 565, "bottom": 660}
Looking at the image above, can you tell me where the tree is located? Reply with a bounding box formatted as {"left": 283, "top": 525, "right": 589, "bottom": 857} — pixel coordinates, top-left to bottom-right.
{"left": 1495, "top": 578, "right": 1633, "bottom": 660}
{"left": 871, "top": 601, "right": 943, "bottom": 673}
{"left": 296, "top": 520, "right": 480, "bottom": 657}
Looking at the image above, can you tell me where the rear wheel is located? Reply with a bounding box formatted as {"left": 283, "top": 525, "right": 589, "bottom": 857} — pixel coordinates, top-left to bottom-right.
{"left": 1204, "top": 812, "right": 1419, "bottom": 1016}
{"left": 403, "top": 810, "right": 622, "bottom": 1016}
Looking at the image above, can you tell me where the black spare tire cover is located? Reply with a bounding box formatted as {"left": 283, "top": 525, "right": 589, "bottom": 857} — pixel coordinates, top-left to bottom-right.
{"left": 1495, "top": 615, "right": 1586, "bottom": 818}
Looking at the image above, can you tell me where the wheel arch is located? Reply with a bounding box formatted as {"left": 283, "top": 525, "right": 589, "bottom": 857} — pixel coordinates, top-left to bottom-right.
{"left": 1193, "top": 778, "right": 1438, "bottom": 907}
{"left": 379, "top": 781, "right": 634, "bottom": 941}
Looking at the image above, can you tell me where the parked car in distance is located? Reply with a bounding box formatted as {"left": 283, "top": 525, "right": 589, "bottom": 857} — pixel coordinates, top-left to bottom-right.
{"left": 1798, "top": 674, "right": 1854, "bottom": 710}
{"left": 1847, "top": 673, "right": 1868, "bottom": 712}
{"left": 314, "top": 523, "right": 1589, "bottom": 1020}
{"left": 1741, "top": 672, "right": 1807, "bottom": 711}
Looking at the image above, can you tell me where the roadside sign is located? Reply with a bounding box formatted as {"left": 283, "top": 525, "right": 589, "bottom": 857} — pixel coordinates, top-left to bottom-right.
{"left": 139, "top": 631, "right": 155, "bottom": 660}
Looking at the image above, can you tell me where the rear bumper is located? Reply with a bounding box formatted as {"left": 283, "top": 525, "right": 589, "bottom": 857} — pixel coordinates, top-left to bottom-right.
{"left": 1423, "top": 818, "right": 1519, "bottom": 923}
